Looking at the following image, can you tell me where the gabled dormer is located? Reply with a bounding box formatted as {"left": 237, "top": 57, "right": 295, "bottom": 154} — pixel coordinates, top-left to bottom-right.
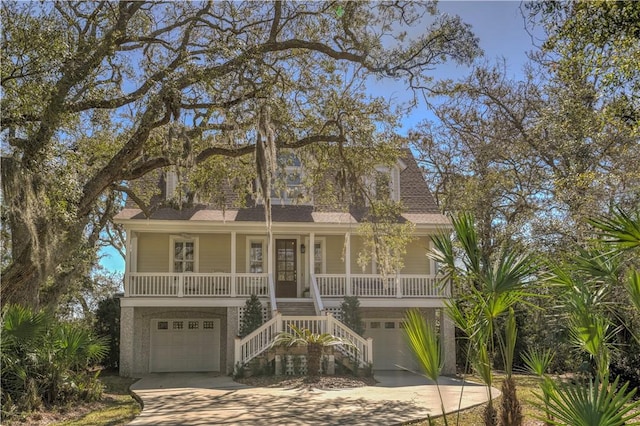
{"left": 367, "top": 159, "right": 407, "bottom": 203}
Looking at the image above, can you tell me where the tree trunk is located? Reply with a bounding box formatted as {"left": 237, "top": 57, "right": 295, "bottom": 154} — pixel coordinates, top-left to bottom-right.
{"left": 1, "top": 249, "right": 41, "bottom": 309}
{"left": 499, "top": 377, "right": 522, "bottom": 426}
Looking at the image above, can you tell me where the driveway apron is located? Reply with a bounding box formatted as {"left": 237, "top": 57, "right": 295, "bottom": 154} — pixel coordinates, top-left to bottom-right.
{"left": 128, "top": 371, "right": 496, "bottom": 425}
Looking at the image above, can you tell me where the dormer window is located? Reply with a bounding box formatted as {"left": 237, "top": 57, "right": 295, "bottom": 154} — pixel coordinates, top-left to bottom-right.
{"left": 375, "top": 171, "right": 392, "bottom": 200}
{"left": 372, "top": 165, "right": 401, "bottom": 202}
{"left": 165, "top": 171, "right": 200, "bottom": 204}
{"left": 270, "top": 152, "right": 308, "bottom": 204}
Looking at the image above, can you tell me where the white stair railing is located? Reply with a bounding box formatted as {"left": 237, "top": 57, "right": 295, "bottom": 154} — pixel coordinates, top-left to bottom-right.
{"left": 326, "top": 314, "right": 373, "bottom": 367}
{"left": 234, "top": 313, "right": 282, "bottom": 367}
{"left": 234, "top": 314, "right": 373, "bottom": 368}
{"left": 268, "top": 273, "right": 277, "bottom": 316}
{"left": 309, "top": 274, "right": 325, "bottom": 316}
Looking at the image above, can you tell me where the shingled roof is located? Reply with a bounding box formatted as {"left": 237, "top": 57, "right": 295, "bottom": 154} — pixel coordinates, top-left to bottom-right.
{"left": 114, "top": 150, "right": 446, "bottom": 225}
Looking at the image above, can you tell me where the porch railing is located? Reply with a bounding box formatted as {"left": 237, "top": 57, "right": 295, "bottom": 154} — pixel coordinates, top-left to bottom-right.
{"left": 125, "top": 272, "right": 445, "bottom": 298}
{"left": 126, "top": 272, "right": 268, "bottom": 297}
{"left": 315, "top": 274, "right": 442, "bottom": 298}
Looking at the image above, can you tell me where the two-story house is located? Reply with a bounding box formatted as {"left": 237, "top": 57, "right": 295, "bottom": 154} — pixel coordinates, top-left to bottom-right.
{"left": 115, "top": 150, "right": 455, "bottom": 377}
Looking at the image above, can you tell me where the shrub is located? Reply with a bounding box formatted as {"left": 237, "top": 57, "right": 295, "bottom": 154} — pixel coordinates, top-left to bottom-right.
{"left": 1, "top": 304, "right": 108, "bottom": 418}
{"left": 94, "top": 296, "right": 121, "bottom": 369}
{"left": 610, "top": 348, "right": 640, "bottom": 395}
{"left": 340, "top": 296, "right": 364, "bottom": 336}
{"left": 240, "top": 294, "right": 263, "bottom": 337}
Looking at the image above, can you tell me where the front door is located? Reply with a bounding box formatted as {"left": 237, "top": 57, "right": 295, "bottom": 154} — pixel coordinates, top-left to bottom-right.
{"left": 276, "top": 239, "right": 297, "bottom": 297}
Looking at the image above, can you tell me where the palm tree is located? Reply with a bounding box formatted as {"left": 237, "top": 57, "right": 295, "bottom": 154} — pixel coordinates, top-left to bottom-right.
{"left": 429, "top": 212, "right": 537, "bottom": 426}
{"left": 271, "top": 324, "right": 354, "bottom": 378}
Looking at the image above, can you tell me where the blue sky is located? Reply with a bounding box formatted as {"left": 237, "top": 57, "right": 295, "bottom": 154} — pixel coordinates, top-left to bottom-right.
{"left": 99, "top": 1, "right": 538, "bottom": 274}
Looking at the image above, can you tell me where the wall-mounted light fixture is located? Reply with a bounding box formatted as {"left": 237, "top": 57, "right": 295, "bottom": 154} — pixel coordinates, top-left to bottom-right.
{"left": 300, "top": 243, "right": 306, "bottom": 254}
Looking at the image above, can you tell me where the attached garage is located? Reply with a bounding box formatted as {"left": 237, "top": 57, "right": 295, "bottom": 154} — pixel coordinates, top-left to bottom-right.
{"left": 150, "top": 318, "right": 221, "bottom": 372}
{"left": 364, "top": 319, "right": 419, "bottom": 371}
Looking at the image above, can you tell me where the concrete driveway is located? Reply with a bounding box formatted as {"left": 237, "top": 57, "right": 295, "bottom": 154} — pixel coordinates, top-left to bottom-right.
{"left": 128, "top": 371, "right": 497, "bottom": 425}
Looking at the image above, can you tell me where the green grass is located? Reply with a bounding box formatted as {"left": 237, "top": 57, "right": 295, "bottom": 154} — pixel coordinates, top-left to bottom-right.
{"left": 410, "top": 373, "right": 547, "bottom": 426}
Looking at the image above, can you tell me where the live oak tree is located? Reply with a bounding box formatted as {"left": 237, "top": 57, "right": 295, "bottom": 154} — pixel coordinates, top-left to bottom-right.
{"left": 1, "top": 1, "right": 480, "bottom": 309}
{"left": 412, "top": 1, "right": 640, "bottom": 258}
{"left": 412, "top": 58, "right": 639, "bottom": 257}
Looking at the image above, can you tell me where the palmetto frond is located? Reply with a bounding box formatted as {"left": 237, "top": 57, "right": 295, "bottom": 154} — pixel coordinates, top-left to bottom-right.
{"left": 1, "top": 304, "right": 47, "bottom": 348}
{"left": 271, "top": 324, "right": 353, "bottom": 349}
{"left": 485, "top": 248, "right": 537, "bottom": 295}
{"left": 534, "top": 376, "right": 640, "bottom": 426}
{"left": 626, "top": 270, "right": 640, "bottom": 315}
{"left": 403, "top": 309, "right": 442, "bottom": 381}
{"left": 588, "top": 208, "right": 640, "bottom": 250}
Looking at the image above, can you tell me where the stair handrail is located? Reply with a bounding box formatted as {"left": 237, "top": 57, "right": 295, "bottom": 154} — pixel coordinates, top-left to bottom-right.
{"left": 326, "top": 313, "right": 373, "bottom": 367}
{"left": 234, "top": 314, "right": 373, "bottom": 370}
{"left": 268, "top": 273, "right": 277, "bottom": 316}
{"left": 309, "top": 274, "right": 325, "bottom": 316}
{"left": 234, "top": 313, "right": 282, "bottom": 367}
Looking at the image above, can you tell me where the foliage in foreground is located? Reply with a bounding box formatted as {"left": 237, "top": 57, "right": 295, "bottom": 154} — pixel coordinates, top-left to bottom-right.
{"left": 1, "top": 304, "right": 108, "bottom": 419}
{"left": 524, "top": 208, "right": 640, "bottom": 425}
{"left": 429, "top": 212, "right": 535, "bottom": 425}
{"left": 403, "top": 309, "right": 449, "bottom": 426}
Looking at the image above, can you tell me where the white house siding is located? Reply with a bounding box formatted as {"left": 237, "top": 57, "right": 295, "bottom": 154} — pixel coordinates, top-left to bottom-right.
{"left": 137, "top": 233, "right": 170, "bottom": 272}
{"left": 401, "top": 236, "right": 430, "bottom": 275}
{"left": 126, "top": 307, "right": 228, "bottom": 376}
{"left": 200, "top": 234, "right": 231, "bottom": 273}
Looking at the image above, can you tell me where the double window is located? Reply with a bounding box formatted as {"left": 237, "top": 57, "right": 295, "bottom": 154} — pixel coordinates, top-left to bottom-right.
{"left": 271, "top": 152, "right": 307, "bottom": 204}
{"left": 171, "top": 237, "right": 198, "bottom": 272}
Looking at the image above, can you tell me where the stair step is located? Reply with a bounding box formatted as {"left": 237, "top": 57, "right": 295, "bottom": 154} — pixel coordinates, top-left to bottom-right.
{"left": 277, "top": 302, "right": 316, "bottom": 316}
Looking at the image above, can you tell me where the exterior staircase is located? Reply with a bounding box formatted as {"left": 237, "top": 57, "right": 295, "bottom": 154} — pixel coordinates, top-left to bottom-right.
{"left": 234, "top": 313, "right": 373, "bottom": 371}
{"left": 276, "top": 300, "right": 318, "bottom": 316}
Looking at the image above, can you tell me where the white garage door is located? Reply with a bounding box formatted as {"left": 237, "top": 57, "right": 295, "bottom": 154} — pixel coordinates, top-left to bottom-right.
{"left": 364, "top": 319, "right": 418, "bottom": 371}
{"left": 150, "top": 319, "right": 220, "bottom": 372}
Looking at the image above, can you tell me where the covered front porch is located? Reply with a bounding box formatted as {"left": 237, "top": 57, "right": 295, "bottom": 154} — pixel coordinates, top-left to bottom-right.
{"left": 124, "top": 228, "right": 447, "bottom": 306}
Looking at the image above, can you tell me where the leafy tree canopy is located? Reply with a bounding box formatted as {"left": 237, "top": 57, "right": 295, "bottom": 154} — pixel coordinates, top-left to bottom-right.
{"left": 0, "top": 1, "right": 480, "bottom": 309}
{"left": 412, "top": 0, "right": 640, "bottom": 256}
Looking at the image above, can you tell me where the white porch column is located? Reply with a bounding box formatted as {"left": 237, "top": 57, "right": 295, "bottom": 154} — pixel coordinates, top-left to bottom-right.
{"left": 309, "top": 232, "right": 315, "bottom": 278}
{"left": 130, "top": 232, "right": 137, "bottom": 273}
{"left": 124, "top": 231, "right": 131, "bottom": 297}
{"left": 428, "top": 238, "right": 436, "bottom": 276}
{"left": 230, "top": 231, "right": 237, "bottom": 297}
{"left": 119, "top": 306, "right": 134, "bottom": 377}
{"left": 441, "top": 308, "right": 457, "bottom": 375}
{"left": 267, "top": 234, "right": 273, "bottom": 276}
{"left": 125, "top": 233, "right": 137, "bottom": 297}
{"left": 227, "top": 306, "right": 239, "bottom": 374}
{"left": 345, "top": 232, "right": 352, "bottom": 296}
